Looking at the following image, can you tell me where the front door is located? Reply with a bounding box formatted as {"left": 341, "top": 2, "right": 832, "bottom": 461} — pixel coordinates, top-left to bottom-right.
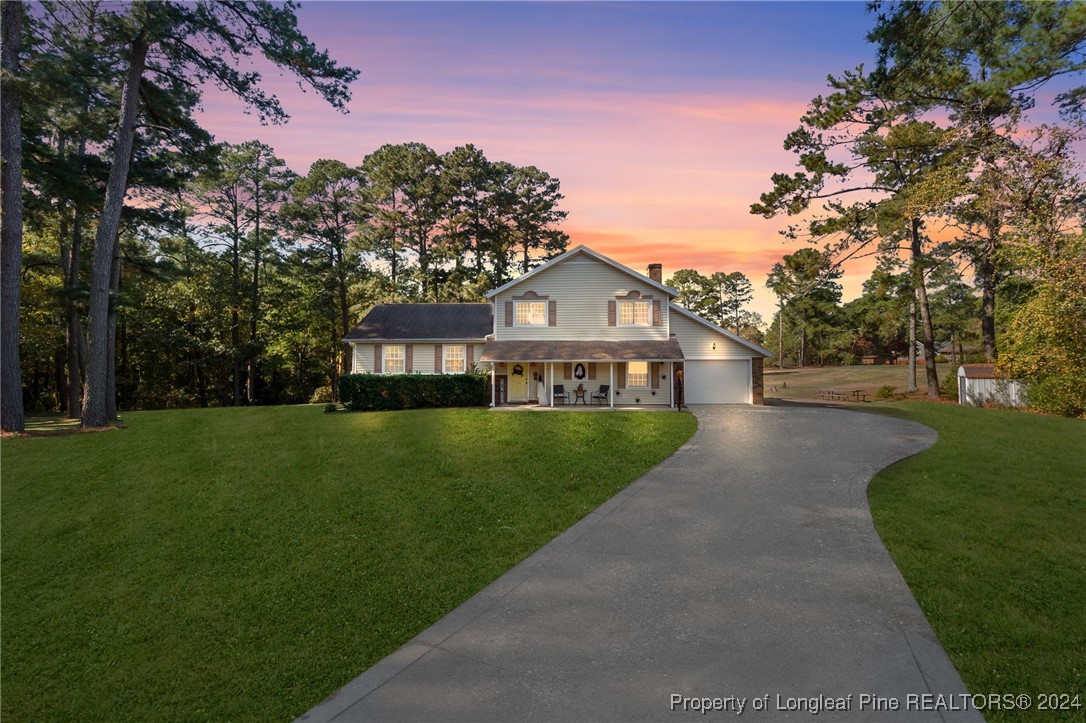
{"left": 508, "top": 363, "right": 529, "bottom": 402}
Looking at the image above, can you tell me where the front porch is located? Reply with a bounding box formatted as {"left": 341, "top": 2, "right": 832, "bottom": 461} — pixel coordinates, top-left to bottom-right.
{"left": 480, "top": 339, "right": 685, "bottom": 410}
{"left": 488, "top": 403, "right": 679, "bottom": 412}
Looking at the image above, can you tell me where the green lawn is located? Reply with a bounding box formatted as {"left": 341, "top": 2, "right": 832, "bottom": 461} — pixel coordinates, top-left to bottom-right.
{"left": 764, "top": 363, "right": 957, "bottom": 403}
{"left": 866, "top": 403, "right": 1086, "bottom": 721}
{"left": 1, "top": 405, "right": 696, "bottom": 722}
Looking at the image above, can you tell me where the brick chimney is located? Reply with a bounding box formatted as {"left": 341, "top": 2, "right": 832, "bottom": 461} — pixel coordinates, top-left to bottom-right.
{"left": 647, "top": 263, "right": 663, "bottom": 284}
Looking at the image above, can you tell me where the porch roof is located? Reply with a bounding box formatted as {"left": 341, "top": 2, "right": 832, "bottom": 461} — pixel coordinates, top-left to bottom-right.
{"left": 480, "top": 338, "right": 685, "bottom": 362}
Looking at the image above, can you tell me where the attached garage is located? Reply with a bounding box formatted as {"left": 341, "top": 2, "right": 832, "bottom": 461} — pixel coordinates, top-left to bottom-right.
{"left": 684, "top": 360, "right": 751, "bottom": 404}
{"left": 668, "top": 304, "right": 771, "bottom": 405}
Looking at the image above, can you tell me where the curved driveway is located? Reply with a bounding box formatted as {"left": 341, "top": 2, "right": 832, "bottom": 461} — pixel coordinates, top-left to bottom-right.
{"left": 301, "top": 404, "right": 982, "bottom": 722}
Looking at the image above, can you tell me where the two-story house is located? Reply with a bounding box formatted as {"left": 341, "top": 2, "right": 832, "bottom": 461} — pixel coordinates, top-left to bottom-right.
{"left": 343, "top": 246, "right": 769, "bottom": 407}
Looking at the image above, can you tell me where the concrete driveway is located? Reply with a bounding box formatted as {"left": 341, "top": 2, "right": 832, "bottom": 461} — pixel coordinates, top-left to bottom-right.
{"left": 300, "top": 404, "right": 982, "bottom": 722}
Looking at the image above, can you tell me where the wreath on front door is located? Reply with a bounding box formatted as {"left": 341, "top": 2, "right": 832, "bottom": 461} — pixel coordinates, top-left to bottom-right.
{"left": 574, "top": 363, "right": 586, "bottom": 379}
{"left": 512, "top": 364, "right": 524, "bottom": 377}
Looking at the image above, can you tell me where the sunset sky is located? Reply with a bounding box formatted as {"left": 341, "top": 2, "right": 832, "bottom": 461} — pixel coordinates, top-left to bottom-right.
{"left": 197, "top": 1, "right": 1066, "bottom": 320}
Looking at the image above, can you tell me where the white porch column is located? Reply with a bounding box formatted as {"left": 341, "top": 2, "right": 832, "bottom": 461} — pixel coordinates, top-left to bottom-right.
{"left": 669, "top": 362, "right": 674, "bottom": 408}
{"left": 609, "top": 362, "right": 614, "bottom": 408}
{"left": 490, "top": 364, "right": 496, "bottom": 407}
{"left": 549, "top": 362, "right": 554, "bottom": 407}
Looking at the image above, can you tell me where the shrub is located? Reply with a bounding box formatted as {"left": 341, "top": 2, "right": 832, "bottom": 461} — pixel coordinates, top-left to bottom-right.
{"left": 338, "top": 373, "right": 488, "bottom": 411}
{"left": 876, "top": 385, "right": 897, "bottom": 400}
{"left": 939, "top": 370, "right": 958, "bottom": 400}
{"left": 309, "top": 385, "right": 334, "bottom": 404}
{"left": 323, "top": 403, "right": 338, "bottom": 413}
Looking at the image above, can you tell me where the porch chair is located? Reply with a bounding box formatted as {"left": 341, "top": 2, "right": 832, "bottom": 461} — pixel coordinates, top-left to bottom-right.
{"left": 552, "top": 384, "right": 569, "bottom": 405}
{"left": 591, "top": 385, "right": 610, "bottom": 405}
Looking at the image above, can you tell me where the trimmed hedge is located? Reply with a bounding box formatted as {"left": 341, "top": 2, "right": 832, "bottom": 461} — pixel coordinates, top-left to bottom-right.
{"left": 338, "top": 373, "right": 488, "bottom": 411}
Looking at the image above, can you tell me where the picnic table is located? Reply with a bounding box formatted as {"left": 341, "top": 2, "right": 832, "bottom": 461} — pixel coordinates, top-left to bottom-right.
{"left": 818, "top": 389, "right": 869, "bottom": 402}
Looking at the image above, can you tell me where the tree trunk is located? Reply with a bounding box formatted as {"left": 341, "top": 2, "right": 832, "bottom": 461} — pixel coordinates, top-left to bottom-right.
{"left": 907, "top": 291, "right": 917, "bottom": 393}
{"left": 231, "top": 232, "right": 241, "bottom": 406}
{"left": 978, "top": 241, "right": 998, "bottom": 361}
{"left": 84, "top": 37, "right": 148, "bottom": 428}
{"left": 910, "top": 219, "right": 939, "bottom": 398}
{"left": 1, "top": 0, "right": 25, "bottom": 432}
{"left": 105, "top": 234, "right": 122, "bottom": 421}
{"left": 54, "top": 319, "right": 67, "bottom": 413}
{"left": 66, "top": 215, "right": 85, "bottom": 418}
{"left": 777, "top": 299, "right": 785, "bottom": 370}
{"left": 337, "top": 253, "right": 350, "bottom": 370}
{"left": 248, "top": 192, "right": 261, "bottom": 404}
{"left": 119, "top": 311, "right": 129, "bottom": 409}
{"left": 58, "top": 172, "right": 74, "bottom": 416}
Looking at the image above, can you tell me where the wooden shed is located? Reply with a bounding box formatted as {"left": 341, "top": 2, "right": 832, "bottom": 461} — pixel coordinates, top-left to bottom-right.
{"left": 957, "top": 365, "right": 1027, "bottom": 408}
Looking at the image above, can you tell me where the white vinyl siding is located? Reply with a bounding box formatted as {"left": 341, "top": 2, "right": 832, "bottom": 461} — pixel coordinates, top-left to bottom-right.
{"left": 669, "top": 308, "right": 758, "bottom": 359}
{"left": 352, "top": 344, "right": 368, "bottom": 373}
{"left": 384, "top": 345, "right": 405, "bottom": 374}
{"left": 350, "top": 342, "right": 481, "bottom": 375}
{"left": 514, "top": 301, "right": 547, "bottom": 326}
{"left": 957, "top": 370, "right": 1027, "bottom": 408}
{"left": 618, "top": 300, "right": 651, "bottom": 326}
{"left": 444, "top": 345, "right": 466, "bottom": 373}
{"left": 495, "top": 256, "right": 668, "bottom": 341}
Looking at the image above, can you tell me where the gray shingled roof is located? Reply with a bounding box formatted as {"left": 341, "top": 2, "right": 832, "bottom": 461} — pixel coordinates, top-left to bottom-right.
{"left": 480, "top": 338, "right": 685, "bottom": 362}
{"left": 343, "top": 304, "right": 492, "bottom": 341}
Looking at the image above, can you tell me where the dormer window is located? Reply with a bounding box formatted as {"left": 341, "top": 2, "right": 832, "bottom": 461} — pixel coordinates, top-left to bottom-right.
{"left": 514, "top": 301, "right": 547, "bottom": 326}
{"left": 618, "top": 300, "right": 651, "bottom": 326}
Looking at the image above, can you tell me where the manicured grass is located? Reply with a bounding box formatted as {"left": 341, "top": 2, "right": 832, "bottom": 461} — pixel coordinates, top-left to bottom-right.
{"left": 866, "top": 403, "right": 1085, "bottom": 721}
{"left": 1, "top": 406, "right": 696, "bottom": 722}
{"left": 765, "top": 363, "right": 956, "bottom": 402}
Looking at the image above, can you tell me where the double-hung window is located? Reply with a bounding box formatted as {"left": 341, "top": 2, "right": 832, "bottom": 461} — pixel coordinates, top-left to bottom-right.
{"left": 514, "top": 301, "right": 547, "bottom": 326}
{"left": 384, "top": 345, "right": 405, "bottom": 374}
{"left": 444, "top": 345, "right": 466, "bottom": 374}
{"left": 627, "top": 361, "right": 649, "bottom": 388}
{"left": 618, "top": 300, "right": 651, "bottom": 326}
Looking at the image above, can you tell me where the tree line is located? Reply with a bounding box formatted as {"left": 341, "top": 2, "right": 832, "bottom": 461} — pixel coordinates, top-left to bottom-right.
{"left": 751, "top": 0, "right": 1085, "bottom": 417}
{"left": 1, "top": 1, "right": 569, "bottom": 431}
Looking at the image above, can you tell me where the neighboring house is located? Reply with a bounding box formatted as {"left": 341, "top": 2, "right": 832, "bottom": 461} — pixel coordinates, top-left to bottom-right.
{"left": 936, "top": 341, "right": 982, "bottom": 363}
{"left": 343, "top": 245, "right": 771, "bottom": 407}
{"left": 957, "top": 364, "right": 1027, "bottom": 408}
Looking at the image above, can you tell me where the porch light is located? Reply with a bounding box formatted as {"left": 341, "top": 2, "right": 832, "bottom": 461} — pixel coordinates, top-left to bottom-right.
{"left": 712, "top": 342, "right": 717, "bottom": 350}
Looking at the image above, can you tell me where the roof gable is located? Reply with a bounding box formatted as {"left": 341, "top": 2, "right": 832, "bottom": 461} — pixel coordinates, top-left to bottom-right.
{"left": 485, "top": 245, "right": 678, "bottom": 299}
{"left": 669, "top": 303, "right": 771, "bottom": 357}
{"left": 344, "top": 303, "right": 492, "bottom": 341}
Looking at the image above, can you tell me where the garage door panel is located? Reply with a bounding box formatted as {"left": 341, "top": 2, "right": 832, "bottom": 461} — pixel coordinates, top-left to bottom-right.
{"left": 685, "top": 360, "right": 749, "bottom": 404}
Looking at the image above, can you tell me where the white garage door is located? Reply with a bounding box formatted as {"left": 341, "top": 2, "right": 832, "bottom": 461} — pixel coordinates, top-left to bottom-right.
{"left": 684, "top": 360, "right": 750, "bottom": 404}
